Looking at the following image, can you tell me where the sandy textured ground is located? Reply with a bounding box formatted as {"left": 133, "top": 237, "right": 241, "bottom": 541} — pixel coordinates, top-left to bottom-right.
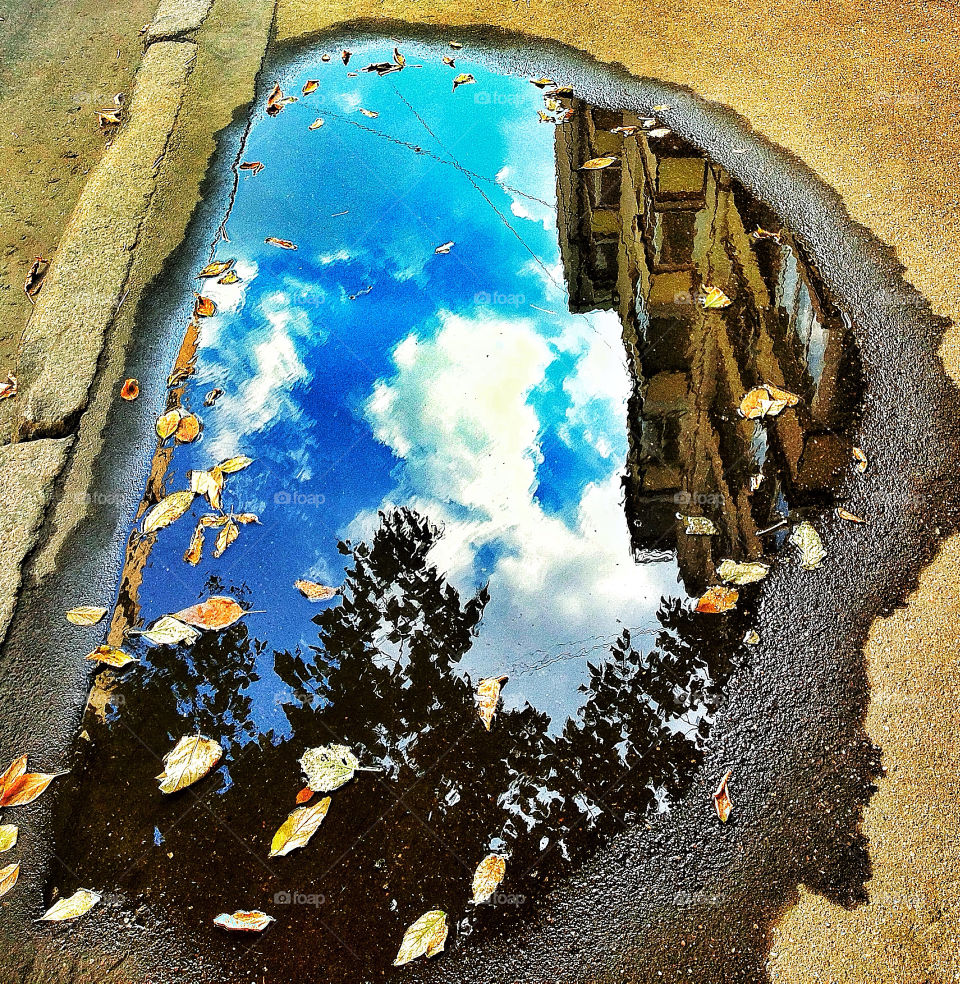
{"left": 1, "top": 0, "right": 958, "bottom": 978}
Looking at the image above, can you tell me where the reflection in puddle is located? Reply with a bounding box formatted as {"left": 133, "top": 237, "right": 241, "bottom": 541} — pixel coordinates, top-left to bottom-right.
{"left": 51, "top": 38, "right": 861, "bottom": 980}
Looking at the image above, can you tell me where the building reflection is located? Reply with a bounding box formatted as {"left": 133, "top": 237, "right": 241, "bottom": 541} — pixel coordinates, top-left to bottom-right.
{"left": 555, "top": 99, "right": 862, "bottom": 593}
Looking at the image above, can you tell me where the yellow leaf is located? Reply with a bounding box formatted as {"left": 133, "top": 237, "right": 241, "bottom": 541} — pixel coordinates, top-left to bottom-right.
{"left": 701, "top": 285, "right": 732, "bottom": 308}
{"left": 309, "top": 117, "right": 325, "bottom": 130}
{"left": 695, "top": 586, "right": 739, "bottom": 613}
{"left": 0, "top": 755, "right": 27, "bottom": 794}
{"left": 713, "top": 770, "right": 733, "bottom": 822}
{"left": 790, "top": 521, "right": 826, "bottom": 570}
{"left": 300, "top": 744, "right": 359, "bottom": 792}
{"left": 184, "top": 523, "right": 205, "bottom": 566}
{"left": 0, "top": 863, "right": 18, "bottom": 898}
{"left": 295, "top": 580, "right": 338, "bottom": 602}
{"left": 197, "top": 259, "right": 233, "bottom": 279}
{"left": 214, "top": 910, "right": 275, "bottom": 932}
{"left": 435, "top": 241, "right": 454, "bottom": 254}
{"left": 0, "top": 825, "right": 17, "bottom": 853}
{"left": 359, "top": 108, "right": 379, "bottom": 118}
{"left": 39, "top": 888, "right": 100, "bottom": 921}
{"left": 85, "top": 646, "right": 137, "bottom": 668}
{"left": 217, "top": 455, "right": 253, "bottom": 474}
{"left": 138, "top": 615, "right": 199, "bottom": 647}
{"left": 233, "top": 512, "right": 260, "bottom": 525}
{"left": 738, "top": 384, "right": 799, "bottom": 419}
{"left": 471, "top": 853, "right": 506, "bottom": 903}
{"left": 265, "top": 237, "right": 298, "bottom": 250}
{"left": 394, "top": 910, "right": 448, "bottom": 966}
{"left": 716, "top": 559, "right": 769, "bottom": 585}
{"left": 188, "top": 469, "right": 224, "bottom": 510}
{"left": 66, "top": 606, "right": 107, "bottom": 626}
{"left": 142, "top": 491, "right": 195, "bottom": 535}
{"left": 213, "top": 520, "right": 239, "bottom": 558}
{"left": 302, "top": 80, "right": 319, "bottom": 95}
{"left": 476, "top": 675, "right": 507, "bottom": 731}
{"left": 836, "top": 506, "right": 865, "bottom": 523}
{"left": 852, "top": 446, "right": 868, "bottom": 473}
{"left": 218, "top": 270, "right": 240, "bottom": 285}
{"left": 156, "top": 408, "right": 182, "bottom": 439}
{"left": 268, "top": 796, "right": 331, "bottom": 857}
{"left": 157, "top": 735, "right": 222, "bottom": 794}
{"left": 193, "top": 294, "right": 216, "bottom": 318}
{"left": 452, "top": 73, "right": 475, "bottom": 91}
{"left": 580, "top": 156, "right": 617, "bottom": 170}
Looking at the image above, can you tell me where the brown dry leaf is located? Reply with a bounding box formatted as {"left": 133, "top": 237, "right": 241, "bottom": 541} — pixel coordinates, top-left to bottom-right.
{"left": 530, "top": 77, "right": 555, "bottom": 88}
{"left": 172, "top": 596, "right": 249, "bottom": 631}
{"left": 695, "top": 586, "right": 739, "bottom": 614}
{"left": 0, "top": 863, "right": 18, "bottom": 899}
{"left": 157, "top": 734, "right": 222, "bottom": 793}
{"left": 24, "top": 257, "right": 47, "bottom": 299}
{"left": 294, "top": 580, "right": 338, "bottom": 602}
{"left": 701, "top": 285, "right": 732, "bottom": 309}
{"left": 266, "top": 82, "right": 283, "bottom": 107}
{"left": 836, "top": 506, "right": 865, "bottom": 523}
{"left": 156, "top": 408, "right": 182, "bottom": 439}
{"left": 295, "top": 786, "right": 314, "bottom": 805}
{"left": 213, "top": 910, "right": 275, "bottom": 932}
{"left": 120, "top": 378, "right": 139, "bottom": 401}
{"left": 85, "top": 645, "right": 137, "bottom": 668}
{"left": 0, "top": 756, "right": 27, "bottom": 796}
{"left": 268, "top": 796, "right": 332, "bottom": 857}
{"left": 359, "top": 107, "right": 379, "bottom": 118}
{"left": 435, "top": 241, "right": 454, "bottom": 254}
{"left": 188, "top": 468, "right": 224, "bottom": 510}
{"left": 97, "top": 110, "right": 122, "bottom": 127}
{"left": 738, "top": 384, "right": 799, "bottom": 420}
{"left": 452, "top": 73, "right": 475, "bottom": 91}
{"left": 175, "top": 413, "right": 202, "bottom": 444}
{"left": 442, "top": 55, "right": 455, "bottom": 67}
{"left": 66, "top": 606, "right": 108, "bottom": 626}
{"left": 193, "top": 294, "right": 216, "bottom": 318}
{"left": 580, "top": 156, "right": 617, "bottom": 170}
{"left": 712, "top": 770, "right": 733, "bottom": 822}
{"left": 199, "top": 514, "right": 229, "bottom": 528}
{"left": 213, "top": 521, "right": 239, "bottom": 558}
{"left": 233, "top": 512, "right": 260, "bottom": 525}
{"left": 239, "top": 161, "right": 264, "bottom": 175}
{"left": 341, "top": 50, "right": 351, "bottom": 65}
{"left": 0, "top": 771, "right": 58, "bottom": 807}
{"left": 184, "top": 523, "right": 205, "bottom": 566}
{"left": 309, "top": 117, "right": 325, "bottom": 130}
{"left": 142, "top": 491, "right": 195, "bottom": 535}
{"left": 218, "top": 270, "right": 240, "bottom": 285}
{"left": 265, "top": 237, "right": 298, "bottom": 250}
{"left": 0, "top": 374, "right": 17, "bottom": 401}
{"left": 0, "top": 825, "right": 18, "bottom": 853}
{"left": 218, "top": 455, "right": 253, "bottom": 474}
{"left": 204, "top": 387, "right": 224, "bottom": 406}
{"left": 39, "top": 888, "right": 100, "bottom": 921}
{"left": 198, "top": 259, "right": 233, "bottom": 279}
{"left": 476, "top": 675, "right": 508, "bottom": 731}
{"left": 363, "top": 61, "right": 400, "bottom": 76}
{"left": 302, "top": 80, "right": 319, "bottom": 95}
{"left": 471, "top": 853, "right": 506, "bottom": 904}
{"left": 394, "top": 910, "right": 448, "bottom": 966}
{"left": 852, "top": 447, "right": 868, "bottom": 473}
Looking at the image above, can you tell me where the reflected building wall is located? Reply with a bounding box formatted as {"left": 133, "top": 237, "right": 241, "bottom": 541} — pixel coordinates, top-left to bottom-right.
{"left": 555, "top": 100, "right": 859, "bottom": 593}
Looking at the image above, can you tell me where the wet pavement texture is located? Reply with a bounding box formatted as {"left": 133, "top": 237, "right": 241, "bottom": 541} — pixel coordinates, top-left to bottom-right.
{"left": 3, "top": 28, "right": 960, "bottom": 984}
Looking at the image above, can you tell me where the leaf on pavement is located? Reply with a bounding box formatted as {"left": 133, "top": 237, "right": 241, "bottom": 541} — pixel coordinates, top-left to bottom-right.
{"left": 142, "top": 491, "right": 195, "bottom": 535}
{"left": 0, "top": 863, "right": 18, "bottom": 898}
{"left": 701, "top": 285, "right": 732, "bottom": 309}
{"left": 790, "top": 521, "right": 826, "bottom": 570}
{"left": 157, "top": 735, "right": 222, "bottom": 794}
{"left": 85, "top": 646, "right": 137, "bottom": 668}
{"left": 137, "top": 615, "right": 199, "bottom": 647}
{"left": 0, "top": 825, "right": 17, "bottom": 853}
{"left": 66, "top": 606, "right": 107, "bottom": 626}
{"left": 476, "top": 675, "right": 507, "bottom": 731}
{"left": 0, "top": 374, "right": 17, "bottom": 401}
{"left": 269, "top": 796, "right": 332, "bottom": 857}
{"left": 172, "top": 596, "right": 248, "bottom": 631}
{"left": 300, "top": 744, "right": 360, "bottom": 792}
{"left": 175, "top": 413, "right": 202, "bottom": 444}
{"left": 852, "top": 446, "right": 868, "bottom": 473}
{"left": 471, "top": 853, "right": 506, "bottom": 904}
{"left": 38, "top": 888, "right": 100, "bottom": 921}
{"left": 1, "top": 771, "right": 58, "bottom": 807}
{"left": 716, "top": 559, "right": 770, "bottom": 585}
{"left": 295, "top": 786, "right": 314, "bottom": 805}
{"left": 712, "top": 770, "right": 733, "bottom": 822}
{"left": 695, "top": 586, "right": 739, "bottom": 613}
{"left": 837, "top": 507, "right": 865, "bottom": 523}
{"left": 294, "top": 580, "right": 338, "bottom": 602}
{"left": 394, "top": 910, "right": 448, "bottom": 966}
{"left": 213, "top": 910, "right": 275, "bottom": 932}
{"left": 0, "top": 756, "right": 27, "bottom": 795}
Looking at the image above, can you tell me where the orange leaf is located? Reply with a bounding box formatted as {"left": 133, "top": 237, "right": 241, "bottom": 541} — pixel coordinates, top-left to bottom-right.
{"left": 712, "top": 770, "right": 733, "bottom": 822}
{"left": 265, "top": 237, "right": 297, "bottom": 250}
{"left": 175, "top": 413, "right": 202, "bottom": 444}
{"left": 193, "top": 294, "right": 216, "bottom": 318}
{"left": 172, "top": 596, "right": 248, "bottom": 631}
{"left": 695, "top": 586, "right": 739, "bottom": 614}
{"left": 0, "top": 772, "right": 57, "bottom": 807}
{"left": 0, "top": 755, "right": 27, "bottom": 796}
{"left": 302, "top": 80, "right": 319, "bottom": 95}
{"left": 295, "top": 786, "right": 314, "bottom": 805}
{"left": 120, "top": 378, "right": 139, "bottom": 401}
{"left": 239, "top": 161, "right": 264, "bottom": 175}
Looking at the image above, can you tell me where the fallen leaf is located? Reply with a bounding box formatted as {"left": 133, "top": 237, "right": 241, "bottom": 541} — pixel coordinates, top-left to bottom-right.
{"left": 66, "top": 606, "right": 107, "bottom": 626}
{"left": 363, "top": 61, "right": 401, "bottom": 77}
{"left": 300, "top": 744, "right": 360, "bottom": 792}
{"left": 341, "top": 50, "right": 351, "bottom": 65}
{"left": 545, "top": 86, "right": 573, "bottom": 97}
{"left": 449, "top": 40, "right": 463, "bottom": 49}
{"left": 203, "top": 387, "right": 224, "bottom": 406}
{"left": 394, "top": 910, "right": 448, "bottom": 966}
{"left": 233, "top": 512, "right": 260, "bottom": 525}
{"left": 681, "top": 515, "right": 718, "bottom": 535}
{"left": 0, "top": 825, "right": 17, "bottom": 853}
{"left": 712, "top": 770, "right": 733, "bottom": 822}
{"left": 751, "top": 227, "right": 782, "bottom": 242}
{"left": 0, "top": 756, "right": 26, "bottom": 795}
{"left": 580, "top": 156, "right": 617, "bottom": 170}
{"left": 442, "top": 55, "right": 455, "bottom": 67}
{"left": 137, "top": 615, "right": 199, "bottom": 647}
{"left": 302, "top": 80, "right": 319, "bottom": 95}
{"left": 193, "top": 294, "right": 216, "bottom": 319}
{"left": 716, "top": 559, "right": 770, "bottom": 585}
{"left": 199, "top": 513, "right": 230, "bottom": 528}
{"left": 218, "top": 270, "right": 240, "bottom": 285}
{"left": 452, "top": 73, "right": 475, "bottom": 91}
{"left": 85, "top": 646, "right": 137, "bottom": 668}
{"left": 213, "top": 521, "right": 239, "bottom": 558}
{"left": 309, "top": 117, "right": 325, "bottom": 130}
{"left": 157, "top": 735, "right": 222, "bottom": 793}
{"left": 530, "top": 77, "right": 554, "bottom": 87}
{"left": 852, "top": 447, "right": 868, "bottom": 473}
{"left": 738, "top": 384, "right": 799, "bottom": 419}
{"left": 744, "top": 629, "right": 760, "bottom": 645}
{"left": 239, "top": 161, "right": 264, "bottom": 175}
{"left": 653, "top": 104, "right": 671, "bottom": 111}
{"left": 39, "top": 888, "right": 100, "bottom": 921}
{"left": 214, "top": 910, "right": 275, "bottom": 932}
{"left": 701, "top": 286, "right": 732, "bottom": 309}
{"left": 142, "top": 491, "right": 195, "bottom": 535}
{"left": 695, "top": 586, "right": 739, "bottom": 613}
{"left": 172, "top": 596, "right": 248, "bottom": 631}
{"left": 321, "top": 53, "right": 331, "bottom": 62}
{"left": 198, "top": 259, "right": 233, "bottom": 278}
{"left": 24, "top": 257, "right": 47, "bottom": 299}
{"left": 188, "top": 468, "right": 224, "bottom": 509}
{"left": 359, "top": 107, "right": 379, "bottom": 118}
{"left": 0, "top": 374, "right": 17, "bottom": 401}
{"left": 471, "top": 853, "right": 506, "bottom": 903}
{"left": 156, "top": 408, "right": 182, "bottom": 439}
{"left": 0, "top": 863, "right": 18, "bottom": 898}
{"left": 97, "top": 110, "right": 122, "bottom": 127}
{"left": 790, "top": 521, "right": 826, "bottom": 570}
{"left": 184, "top": 524, "right": 205, "bottom": 566}
{"left": 647, "top": 126, "right": 672, "bottom": 138}
{"left": 218, "top": 454, "right": 253, "bottom": 474}
{"left": 295, "top": 580, "right": 338, "bottom": 602}
{"left": 265, "top": 237, "right": 298, "bottom": 250}
{"left": 175, "top": 413, "right": 202, "bottom": 444}
{"left": 266, "top": 82, "right": 283, "bottom": 108}
{"left": 269, "top": 796, "right": 332, "bottom": 857}
{"left": 120, "top": 378, "right": 139, "bottom": 401}
{"left": 295, "top": 786, "right": 314, "bottom": 805}
{"left": 836, "top": 506, "right": 865, "bottom": 523}
{"left": 0, "top": 771, "right": 58, "bottom": 807}
{"left": 610, "top": 125, "right": 641, "bottom": 135}
{"left": 476, "top": 675, "right": 507, "bottom": 731}
{"left": 394, "top": 47, "right": 406, "bottom": 69}
{"left": 434, "top": 241, "right": 454, "bottom": 254}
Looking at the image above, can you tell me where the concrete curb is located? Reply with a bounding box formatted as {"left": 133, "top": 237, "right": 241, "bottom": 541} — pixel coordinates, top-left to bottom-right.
{"left": 142, "top": 0, "right": 215, "bottom": 45}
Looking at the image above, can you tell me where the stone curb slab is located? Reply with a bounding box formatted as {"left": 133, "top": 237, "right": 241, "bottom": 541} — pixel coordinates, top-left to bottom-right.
{"left": 143, "top": 0, "right": 215, "bottom": 45}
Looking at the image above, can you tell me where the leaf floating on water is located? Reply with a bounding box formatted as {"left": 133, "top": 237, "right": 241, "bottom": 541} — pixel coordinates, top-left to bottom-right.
{"left": 295, "top": 580, "right": 338, "bottom": 602}
{"left": 175, "top": 413, "right": 201, "bottom": 444}
{"left": 530, "top": 77, "right": 554, "bottom": 88}
{"left": 137, "top": 615, "right": 199, "bottom": 647}
{"left": 295, "top": 786, "right": 314, "bottom": 805}
{"left": 738, "top": 384, "right": 799, "bottom": 419}
{"left": 680, "top": 515, "right": 718, "bottom": 535}
{"left": 66, "top": 606, "right": 107, "bottom": 626}
{"left": 0, "top": 825, "right": 17, "bottom": 853}
{"left": 701, "top": 285, "right": 732, "bottom": 309}
{"left": 239, "top": 161, "right": 264, "bottom": 175}
{"left": 321, "top": 53, "right": 331, "bottom": 62}
{"left": 156, "top": 408, "right": 182, "bottom": 439}
{"left": 188, "top": 468, "right": 224, "bottom": 510}
{"left": 394, "top": 910, "right": 448, "bottom": 966}
{"left": 647, "top": 126, "right": 672, "bottom": 138}
{"left": 836, "top": 506, "right": 865, "bottom": 523}
{"left": 434, "top": 241, "right": 454, "bottom": 254}
{"left": 449, "top": 40, "right": 463, "bottom": 49}
{"left": 142, "top": 490, "right": 195, "bottom": 535}
{"left": 213, "top": 521, "right": 239, "bottom": 558}
{"left": 852, "top": 446, "right": 868, "bottom": 473}
{"left": 157, "top": 735, "right": 222, "bottom": 794}
{"left": 85, "top": 646, "right": 137, "bottom": 668}
{"left": 309, "top": 117, "right": 325, "bottom": 130}
{"left": 1, "top": 771, "right": 58, "bottom": 807}
{"left": 172, "top": 596, "right": 249, "bottom": 631}
{"left": 184, "top": 524, "right": 205, "bottom": 566}
{"left": 300, "top": 744, "right": 360, "bottom": 792}
{"left": 341, "top": 50, "right": 351, "bottom": 65}
{"left": 0, "top": 863, "right": 18, "bottom": 898}
{"left": 716, "top": 559, "right": 770, "bottom": 585}
{"left": 203, "top": 387, "right": 224, "bottom": 406}
{"left": 358, "top": 107, "right": 379, "bottom": 118}
{"left": 363, "top": 61, "right": 401, "bottom": 77}
{"left": 269, "top": 796, "right": 332, "bottom": 857}
{"left": 751, "top": 227, "right": 782, "bottom": 242}
{"left": 39, "top": 888, "right": 100, "bottom": 921}
{"left": 393, "top": 47, "right": 406, "bottom": 69}
{"left": 193, "top": 294, "right": 216, "bottom": 318}
{"left": 452, "top": 73, "right": 475, "bottom": 92}
{"left": 302, "top": 80, "right": 319, "bottom": 95}
{"left": 790, "top": 521, "right": 826, "bottom": 570}
{"left": 442, "top": 55, "right": 455, "bottom": 67}
{"left": 610, "top": 124, "right": 641, "bottom": 136}
{"left": 233, "top": 512, "right": 260, "bottom": 525}
{"left": 471, "top": 853, "right": 506, "bottom": 904}
{"left": 744, "top": 629, "right": 760, "bottom": 646}
{"left": 120, "top": 378, "right": 139, "bottom": 401}
{"left": 476, "top": 675, "right": 508, "bottom": 731}
{"left": 198, "top": 259, "right": 233, "bottom": 279}
{"left": 265, "top": 237, "right": 298, "bottom": 250}
{"left": 218, "top": 454, "right": 253, "bottom": 474}
{"left": 580, "top": 156, "right": 617, "bottom": 170}
{"left": 213, "top": 910, "right": 275, "bottom": 932}
{"left": 695, "top": 586, "right": 739, "bottom": 614}
{"left": 218, "top": 270, "right": 240, "bottom": 285}
{"left": 712, "top": 770, "right": 733, "bottom": 822}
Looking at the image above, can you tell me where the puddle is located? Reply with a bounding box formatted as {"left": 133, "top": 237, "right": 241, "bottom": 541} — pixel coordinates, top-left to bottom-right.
{"left": 50, "top": 35, "right": 862, "bottom": 980}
